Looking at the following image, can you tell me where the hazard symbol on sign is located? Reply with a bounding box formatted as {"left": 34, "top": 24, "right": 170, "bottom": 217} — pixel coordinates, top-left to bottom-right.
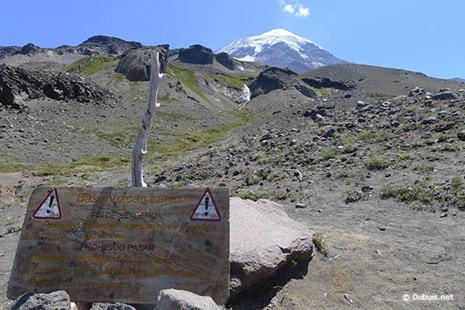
{"left": 33, "top": 188, "right": 61, "bottom": 219}
{"left": 190, "top": 188, "right": 221, "bottom": 222}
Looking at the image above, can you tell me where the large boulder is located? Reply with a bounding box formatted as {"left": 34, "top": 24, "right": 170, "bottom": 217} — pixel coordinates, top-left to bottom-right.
{"left": 178, "top": 45, "right": 214, "bottom": 65}
{"left": 248, "top": 67, "right": 316, "bottom": 99}
{"left": 156, "top": 289, "right": 221, "bottom": 310}
{"left": 229, "top": 198, "right": 314, "bottom": 297}
{"left": 115, "top": 46, "right": 169, "bottom": 81}
{"left": 432, "top": 89, "right": 459, "bottom": 100}
{"left": 9, "top": 290, "right": 71, "bottom": 310}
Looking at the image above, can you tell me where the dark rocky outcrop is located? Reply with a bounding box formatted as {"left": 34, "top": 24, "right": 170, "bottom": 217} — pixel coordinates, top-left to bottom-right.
{"left": 115, "top": 45, "right": 169, "bottom": 81}
{"left": 248, "top": 67, "right": 316, "bottom": 98}
{"left": 215, "top": 52, "right": 235, "bottom": 70}
{"left": 178, "top": 45, "right": 214, "bottom": 65}
{"left": 0, "top": 64, "right": 116, "bottom": 109}
{"left": 78, "top": 35, "right": 142, "bottom": 56}
{"left": 20, "top": 43, "right": 40, "bottom": 55}
{"left": 302, "top": 76, "right": 355, "bottom": 90}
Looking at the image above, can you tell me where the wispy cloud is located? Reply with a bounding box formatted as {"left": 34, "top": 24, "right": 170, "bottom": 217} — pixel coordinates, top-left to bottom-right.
{"left": 279, "top": 1, "right": 310, "bottom": 18}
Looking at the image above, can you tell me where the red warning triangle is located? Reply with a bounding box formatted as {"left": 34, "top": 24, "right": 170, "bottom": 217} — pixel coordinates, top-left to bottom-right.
{"left": 190, "top": 189, "right": 221, "bottom": 222}
{"left": 33, "top": 188, "right": 61, "bottom": 220}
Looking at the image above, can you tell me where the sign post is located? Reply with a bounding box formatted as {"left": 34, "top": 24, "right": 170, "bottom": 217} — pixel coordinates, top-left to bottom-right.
{"left": 8, "top": 187, "right": 230, "bottom": 304}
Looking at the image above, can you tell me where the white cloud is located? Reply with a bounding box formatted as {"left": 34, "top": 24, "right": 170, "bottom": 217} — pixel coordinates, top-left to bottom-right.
{"left": 279, "top": 1, "right": 310, "bottom": 18}
{"left": 283, "top": 4, "right": 295, "bottom": 14}
{"left": 296, "top": 6, "right": 309, "bottom": 17}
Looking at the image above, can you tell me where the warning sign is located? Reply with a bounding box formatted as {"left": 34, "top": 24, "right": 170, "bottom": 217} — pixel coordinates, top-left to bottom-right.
{"left": 190, "top": 188, "right": 221, "bottom": 222}
{"left": 8, "top": 187, "right": 230, "bottom": 305}
{"left": 32, "top": 188, "right": 61, "bottom": 219}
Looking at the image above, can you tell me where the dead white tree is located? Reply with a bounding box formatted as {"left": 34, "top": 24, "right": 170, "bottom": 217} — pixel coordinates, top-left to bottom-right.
{"left": 131, "top": 51, "right": 164, "bottom": 187}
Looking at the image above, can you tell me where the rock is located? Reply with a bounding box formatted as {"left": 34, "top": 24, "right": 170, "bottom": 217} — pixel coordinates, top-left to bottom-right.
{"left": 458, "top": 130, "right": 465, "bottom": 141}
{"left": 409, "top": 87, "right": 425, "bottom": 96}
{"left": 230, "top": 198, "right": 313, "bottom": 297}
{"left": 422, "top": 117, "right": 438, "bottom": 124}
{"left": 115, "top": 46, "right": 169, "bottom": 81}
{"left": 440, "top": 212, "right": 448, "bottom": 218}
{"left": 358, "top": 104, "right": 373, "bottom": 112}
{"left": 178, "top": 45, "right": 214, "bottom": 64}
{"left": 304, "top": 109, "right": 325, "bottom": 123}
{"left": 215, "top": 52, "right": 236, "bottom": 70}
{"left": 0, "top": 64, "right": 116, "bottom": 109}
{"left": 301, "top": 76, "right": 355, "bottom": 90}
{"left": 323, "top": 128, "right": 336, "bottom": 138}
{"left": 432, "top": 91, "right": 458, "bottom": 100}
{"left": 90, "top": 303, "right": 136, "bottom": 310}
{"left": 156, "top": 289, "right": 220, "bottom": 310}
{"left": 10, "top": 290, "right": 71, "bottom": 310}
{"left": 78, "top": 35, "right": 142, "bottom": 56}
{"left": 249, "top": 67, "right": 316, "bottom": 99}
{"left": 20, "top": 43, "right": 40, "bottom": 55}
{"left": 295, "top": 202, "right": 307, "bottom": 209}
{"left": 154, "top": 175, "right": 168, "bottom": 183}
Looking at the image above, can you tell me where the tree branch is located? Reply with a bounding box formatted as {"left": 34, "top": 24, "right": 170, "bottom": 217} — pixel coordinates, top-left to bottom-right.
{"left": 131, "top": 51, "right": 164, "bottom": 187}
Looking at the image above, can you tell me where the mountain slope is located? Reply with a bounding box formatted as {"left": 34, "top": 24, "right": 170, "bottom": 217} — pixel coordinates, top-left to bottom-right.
{"left": 217, "top": 29, "right": 346, "bottom": 74}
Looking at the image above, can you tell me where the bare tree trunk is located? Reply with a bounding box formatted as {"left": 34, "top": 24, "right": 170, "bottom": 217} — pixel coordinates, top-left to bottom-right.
{"left": 131, "top": 51, "right": 164, "bottom": 187}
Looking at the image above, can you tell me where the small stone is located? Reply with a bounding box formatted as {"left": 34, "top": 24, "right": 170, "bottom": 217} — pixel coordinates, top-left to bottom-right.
{"left": 441, "top": 206, "right": 449, "bottom": 212}
{"left": 378, "top": 225, "right": 386, "bottom": 231}
{"left": 90, "top": 302, "right": 136, "bottom": 310}
{"left": 361, "top": 185, "right": 373, "bottom": 192}
{"left": 440, "top": 212, "right": 448, "bottom": 218}
{"left": 385, "top": 172, "right": 392, "bottom": 178}
{"left": 422, "top": 117, "right": 437, "bottom": 124}
{"left": 154, "top": 175, "right": 167, "bottom": 183}
{"left": 295, "top": 202, "right": 307, "bottom": 209}
{"left": 400, "top": 142, "right": 410, "bottom": 149}
{"left": 458, "top": 130, "right": 465, "bottom": 141}
{"left": 156, "top": 289, "right": 220, "bottom": 310}
{"left": 323, "top": 128, "right": 336, "bottom": 138}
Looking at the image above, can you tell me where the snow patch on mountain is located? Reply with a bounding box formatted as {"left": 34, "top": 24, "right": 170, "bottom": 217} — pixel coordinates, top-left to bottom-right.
{"left": 217, "top": 29, "right": 346, "bottom": 74}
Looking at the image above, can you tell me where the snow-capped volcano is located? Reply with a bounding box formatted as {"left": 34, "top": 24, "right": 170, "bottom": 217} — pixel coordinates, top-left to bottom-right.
{"left": 217, "top": 29, "right": 346, "bottom": 74}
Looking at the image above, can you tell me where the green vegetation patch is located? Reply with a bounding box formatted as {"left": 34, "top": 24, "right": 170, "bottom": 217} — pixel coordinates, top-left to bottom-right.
{"left": 149, "top": 109, "right": 259, "bottom": 160}
{"left": 231, "top": 191, "right": 265, "bottom": 201}
{"left": 167, "top": 64, "right": 207, "bottom": 100}
{"left": 380, "top": 180, "right": 435, "bottom": 203}
{"left": 0, "top": 163, "right": 27, "bottom": 173}
{"left": 64, "top": 56, "right": 120, "bottom": 76}
{"left": 32, "top": 156, "right": 130, "bottom": 177}
{"left": 206, "top": 74, "right": 250, "bottom": 90}
{"left": 365, "top": 155, "right": 390, "bottom": 170}
{"left": 95, "top": 130, "right": 135, "bottom": 148}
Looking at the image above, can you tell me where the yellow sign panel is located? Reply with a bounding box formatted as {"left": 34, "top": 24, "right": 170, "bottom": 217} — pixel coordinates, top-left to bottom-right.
{"left": 8, "top": 187, "right": 230, "bottom": 304}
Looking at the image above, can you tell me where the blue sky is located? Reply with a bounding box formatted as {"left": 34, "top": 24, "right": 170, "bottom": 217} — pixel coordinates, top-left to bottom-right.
{"left": 2, "top": 0, "right": 464, "bottom": 79}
